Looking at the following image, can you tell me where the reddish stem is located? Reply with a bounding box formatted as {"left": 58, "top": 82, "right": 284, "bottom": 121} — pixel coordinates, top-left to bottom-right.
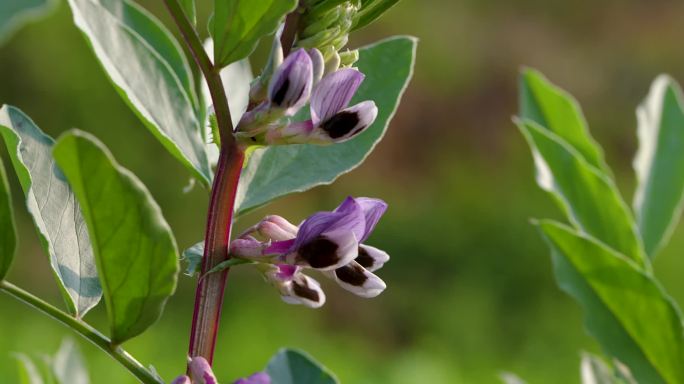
{"left": 188, "top": 142, "right": 245, "bottom": 363}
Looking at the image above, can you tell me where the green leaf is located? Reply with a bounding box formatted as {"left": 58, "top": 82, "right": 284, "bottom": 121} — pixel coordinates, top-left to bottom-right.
{"left": 182, "top": 241, "right": 203, "bottom": 276}
{"left": 52, "top": 339, "right": 89, "bottom": 384}
{"left": 0, "top": 156, "right": 16, "bottom": 281}
{"left": 212, "top": 0, "right": 297, "bottom": 67}
{"left": 266, "top": 348, "right": 338, "bottom": 384}
{"left": 352, "top": 0, "right": 400, "bottom": 31}
{"left": 516, "top": 119, "right": 645, "bottom": 265}
{"left": 0, "top": 0, "right": 56, "bottom": 45}
{"left": 236, "top": 36, "right": 416, "bottom": 215}
{"left": 53, "top": 130, "right": 179, "bottom": 343}
{"left": 538, "top": 220, "right": 684, "bottom": 384}
{"left": 633, "top": 75, "right": 684, "bottom": 258}
{"left": 580, "top": 353, "right": 616, "bottom": 384}
{"left": 0, "top": 105, "right": 101, "bottom": 317}
{"left": 66, "top": 0, "right": 211, "bottom": 184}
{"left": 180, "top": 0, "right": 196, "bottom": 26}
{"left": 519, "top": 68, "right": 610, "bottom": 173}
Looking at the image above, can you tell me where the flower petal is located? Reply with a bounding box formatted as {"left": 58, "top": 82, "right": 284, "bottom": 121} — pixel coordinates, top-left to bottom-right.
{"left": 257, "top": 215, "right": 299, "bottom": 241}
{"left": 295, "top": 197, "right": 365, "bottom": 248}
{"left": 268, "top": 48, "right": 313, "bottom": 111}
{"left": 230, "top": 236, "right": 269, "bottom": 259}
{"left": 355, "top": 197, "right": 388, "bottom": 241}
{"left": 308, "top": 48, "right": 325, "bottom": 85}
{"left": 315, "top": 100, "right": 378, "bottom": 142}
{"left": 265, "top": 264, "right": 299, "bottom": 282}
{"left": 356, "top": 244, "right": 390, "bottom": 272}
{"left": 189, "top": 356, "right": 217, "bottom": 384}
{"left": 310, "top": 68, "right": 364, "bottom": 126}
{"left": 264, "top": 119, "right": 314, "bottom": 145}
{"left": 171, "top": 376, "right": 191, "bottom": 384}
{"left": 235, "top": 372, "right": 272, "bottom": 384}
{"left": 265, "top": 239, "right": 296, "bottom": 255}
{"left": 281, "top": 274, "right": 326, "bottom": 308}
{"left": 331, "top": 260, "right": 386, "bottom": 298}
{"left": 291, "top": 229, "right": 359, "bottom": 270}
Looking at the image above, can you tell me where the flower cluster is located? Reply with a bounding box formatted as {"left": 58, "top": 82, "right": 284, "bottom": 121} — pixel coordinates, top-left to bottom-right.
{"left": 230, "top": 196, "right": 390, "bottom": 308}
{"left": 236, "top": 47, "right": 378, "bottom": 146}
{"left": 172, "top": 357, "right": 269, "bottom": 384}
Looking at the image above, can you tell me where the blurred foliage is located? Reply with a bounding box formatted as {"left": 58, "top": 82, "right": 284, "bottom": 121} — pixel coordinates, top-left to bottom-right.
{"left": 2, "top": 0, "right": 684, "bottom": 383}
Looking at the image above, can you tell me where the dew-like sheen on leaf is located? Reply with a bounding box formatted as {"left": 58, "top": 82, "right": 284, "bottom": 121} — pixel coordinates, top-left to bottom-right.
{"left": 0, "top": 105, "right": 101, "bottom": 317}
{"left": 53, "top": 130, "right": 179, "bottom": 343}
{"left": 236, "top": 36, "right": 417, "bottom": 215}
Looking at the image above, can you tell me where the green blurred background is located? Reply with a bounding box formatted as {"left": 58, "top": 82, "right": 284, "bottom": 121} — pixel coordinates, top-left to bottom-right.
{"left": 2, "top": 0, "right": 684, "bottom": 383}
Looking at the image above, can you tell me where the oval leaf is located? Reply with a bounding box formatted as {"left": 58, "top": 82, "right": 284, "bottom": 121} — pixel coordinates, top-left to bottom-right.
{"left": 266, "top": 349, "right": 338, "bottom": 384}
{"left": 538, "top": 220, "right": 684, "bottom": 384}
{"left": 66, "top": 0, "right": 211, "bottom": 184}
{"left": 53, "top": 130, "right": 179, "bottom": 343}
{"left": 0, "top": 156, "right": 16, "bottom": 281}
{"left": 0, "top": 105, "right": 101, "bottom": 317}
{"left": 633, "top": 75, "right": 684, "bottom": 258}
{"left": 516, "top": 119, "right": 646, "bottom": 265}
{"left": 212, "top": 0, "right": 297, "bottom": 67}
{"left": 519, "top": 68, "right": 610, "bottom": 173}
{"left": 236, "top": 36, "right": 416, "bottom": 214}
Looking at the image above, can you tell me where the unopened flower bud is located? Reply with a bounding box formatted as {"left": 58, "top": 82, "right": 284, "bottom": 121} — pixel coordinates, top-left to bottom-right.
{"left": 230, "top": 236, "right": 270, "bottom": 259}
{"left": 324, "top": 51, "right": 341, "bottom": 74}
{"left": 234, "top": 372, "right": 272, "bottom": 384}
{"left": 189, "top": 357, "right": 217, "bottom": 384}
{"left": 257, "top": 215, "right": 299, "bottom": 241}
{"left": 308, "top": 48, "right": 325, "bottom": 84}
{"left": 250, "top": 35, "right": 284, "bottom": 103}
{"left": 339, "top": 49, "right": 359, "bottom": 67}
{"left": 171, "top": 375, "right": 191, "bottom": 384}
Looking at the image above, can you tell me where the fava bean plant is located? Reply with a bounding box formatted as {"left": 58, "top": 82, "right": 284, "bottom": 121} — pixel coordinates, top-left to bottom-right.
{"left": 0, "top": 0, "right": 415, "bottom": 383}
{"left": 514, "top": 70, "right": 684, "bottom": 384}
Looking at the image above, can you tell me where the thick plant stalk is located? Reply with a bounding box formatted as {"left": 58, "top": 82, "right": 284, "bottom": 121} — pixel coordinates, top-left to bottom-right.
{"left": 187, "top": 143, "right": 244, "bottom": 363}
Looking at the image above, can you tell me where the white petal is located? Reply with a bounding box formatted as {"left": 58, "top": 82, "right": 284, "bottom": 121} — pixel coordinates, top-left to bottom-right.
{"left": 357, "top": 244, "right": 390, "bottom": 272}
{"left": 331, "top": 261, "right": 386, "bottom": 298}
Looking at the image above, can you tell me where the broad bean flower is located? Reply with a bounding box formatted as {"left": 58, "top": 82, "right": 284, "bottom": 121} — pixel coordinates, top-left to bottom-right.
{"left": 237, "top": 48, "right": 378, "bottom": 146}
{"left": 171, "top": 357, "right": 271, "bottom": 384}
{"left": 231, "top": 196, "right": 390, "bottom": 308}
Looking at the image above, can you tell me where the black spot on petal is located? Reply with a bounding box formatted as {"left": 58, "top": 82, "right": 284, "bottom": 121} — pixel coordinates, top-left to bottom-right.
{"left": 271, "top": 78, "right": 290, "bottom": 106}
{"left": 293, "top": 279, "right": 320, "bottom": 302}
{"left": 335, "top": 264, "right": 368, "bottom": 286}
{"left": 299, "top": 236, "right": 339, "bottom": 268}
{"left": 320, "top": 111, "right": 359, "bottom": 139}
{"left": 355, "top": 247, "right": 375, "bottom": 269}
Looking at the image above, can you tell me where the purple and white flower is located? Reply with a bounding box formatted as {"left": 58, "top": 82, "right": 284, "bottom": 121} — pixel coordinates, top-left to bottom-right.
{"left": 230, "top": 197, "right": 390, "bottom": 307}
{"left": 266, "top": 68, "right": 378, "bottom": 145}
{"left": 172, "top": 357, "right": 271, "bottom": 384}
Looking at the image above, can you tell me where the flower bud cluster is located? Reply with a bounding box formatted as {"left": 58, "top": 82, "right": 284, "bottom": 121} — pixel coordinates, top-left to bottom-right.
{"left": 229, "top": 197, "right": 390, "bottom": 308}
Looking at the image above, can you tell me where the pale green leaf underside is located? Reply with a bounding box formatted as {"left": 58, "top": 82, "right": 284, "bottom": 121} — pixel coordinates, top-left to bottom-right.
{"left": 0, "top": 0, "right": 56, "bottom": 45}
{"left": 516, "top": 119, "right": 645, "bottom": 265}
{"left": 14, "top": 354, "right": 48, "bottom": 384}
{"left": 53, "top": 130, "right": 179, "bottom": 343}
{"left": 519, "top": 68, "right": 610, "bottom": 174}
{"left": 538, "top": 220, "right": 684, "bottom": 384}
{"left": 67, "top": 0, "right": 211, "bottom": 184}
{"left": 52, "top": 338, "right": 90, "bottom": 384}
{"left": 0, "top": 156, "right": 16, "bottom": 280}
{"left": 213, "top": 0, "right": 296, "bottom": 67}
{"left": 633, "top": 75, "right": 684, "bottom": 258}
{"left": 266, "top": 348, "right": 338, "bottom": 384}
{"left": 236, "top": 36, "right": 417, "bottom": 215}
{"left": 0, "top": 105, "right": 101, "bottom": 317}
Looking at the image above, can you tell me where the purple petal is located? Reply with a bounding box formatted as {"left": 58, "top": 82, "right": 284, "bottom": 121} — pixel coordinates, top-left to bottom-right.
{"left": 310, "top": 68, "right": 364, "bottom": 126}
{"left": 257, "top": 215, "right": 299, "bottom": 241}
{"left": 189, "top": 357, "right": 217, "bottom": 384}
{"left": 171, "top": 375, "right": 191, "bottom": 384}
{"left": 315, "top": 100, "right": 377, "bottom": 142}
{"left": 274, "top": 264, "right": 299, "bottom": 281}
{"left": 235, "top": 372, "right": 272, "bottom": 384}
{"left": 295, "top": 197, "right": 365, "bottom": 248}
{"left": 265, "top": 239, "right": 296, "bottom": 255}
{"left": 355, "top": 197, "right": 388, "bottom": 241}
{"left": 268, "top": 49, "right": 313, "bottom": 111}
{"left": 230, "top": 236, "right": 269, "bottom": 259}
